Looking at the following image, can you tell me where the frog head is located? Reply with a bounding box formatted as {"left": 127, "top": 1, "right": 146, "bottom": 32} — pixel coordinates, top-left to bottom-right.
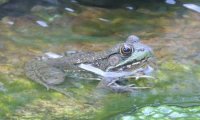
{"left": 105, "top": 35, "right": 154, "bottom": 72}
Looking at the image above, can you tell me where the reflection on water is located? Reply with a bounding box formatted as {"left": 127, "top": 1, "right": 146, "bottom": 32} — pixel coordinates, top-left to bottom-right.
{"left": 0, "top": 0, "right": 200, "bottom": 119}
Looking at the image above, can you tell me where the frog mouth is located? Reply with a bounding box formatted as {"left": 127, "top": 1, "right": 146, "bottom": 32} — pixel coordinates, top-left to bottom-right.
{"left": 118, "top": 61, "right": 141, "bottom": 71}
{"left": 108, "top": 59, "right": 147, "bottom": 72}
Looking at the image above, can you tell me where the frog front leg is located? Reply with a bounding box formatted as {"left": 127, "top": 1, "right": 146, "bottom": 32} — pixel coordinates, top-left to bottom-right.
{"left": 97, "top": 77, "right": 150, "bottom": 93}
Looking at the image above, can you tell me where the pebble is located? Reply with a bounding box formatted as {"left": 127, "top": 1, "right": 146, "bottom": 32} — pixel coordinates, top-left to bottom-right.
{"left": 157, "top": 105, "right": 172, "bottom": 114}
{"left": 65, "top": 50, "right": 78, "bottom": 55}
{"left": 65, "top": 7, "right": 74, "bottom": 12}
{"left": 44, "top": 52, "right": 63, "bottom": 59}
{"left": 152, "top": 113, "right": 164, "bottom": 118}
{"left": 142, "top": 107, "right": 154, "bottom": 116}
{"left": 122, "top": 116, "right": 136, "bottom": 120}
{"left": 0, "top": 82, "right": 7, "bottom": 92}
{"left": 169, "top": 112, "right": 188, "bottom": 118}
{"left": 0, "top": 41, "right": 5, "bottom": 49}
{"left": 126, "top": 6, "right": 134, "bottom": 10}
{"left": 98, "top": 18, "right": 110, "bottom": 22}
{"left": 6, "top": 21, "right": 14, "bottom": 25}
{"left": 116, "top": 105, "right": 200, "bottom": 119}
{"left": 36, "top": 20, "right": 48, "bottom": 27}
{"left": 165, "top": 0, "right": 176, "bottom": 5}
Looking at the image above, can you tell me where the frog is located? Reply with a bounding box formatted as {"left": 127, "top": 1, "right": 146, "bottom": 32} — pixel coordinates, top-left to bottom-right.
{"left": 24, "top": 35, "right": 155, "bottom": 95}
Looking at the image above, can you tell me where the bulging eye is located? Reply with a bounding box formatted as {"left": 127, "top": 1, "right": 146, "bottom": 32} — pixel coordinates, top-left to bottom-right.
{"left": 120, "top": 45, "right": 133, "bottom": 56}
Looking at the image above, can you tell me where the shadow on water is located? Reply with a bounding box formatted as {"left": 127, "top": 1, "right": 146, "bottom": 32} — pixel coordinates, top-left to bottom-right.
{"left": 0, "top": 0, "right": 74, "bottom": 19}
{"left": 0, "top": 0, "right": 183, "bottom": 18}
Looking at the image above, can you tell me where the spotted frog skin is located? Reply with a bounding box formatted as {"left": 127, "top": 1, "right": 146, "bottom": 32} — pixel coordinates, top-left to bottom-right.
{"left": 24, "top": 35, "right": 154, "bottom": 94}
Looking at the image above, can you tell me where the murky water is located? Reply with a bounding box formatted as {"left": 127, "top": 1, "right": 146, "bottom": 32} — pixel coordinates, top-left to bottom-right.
{"left": 0, "top": 0, "right": 200, "bottom": 119}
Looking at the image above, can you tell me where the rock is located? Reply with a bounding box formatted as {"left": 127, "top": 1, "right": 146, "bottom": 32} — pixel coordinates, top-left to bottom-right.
{"left": 36, "top": 20, "right": 48, "bottom": 27}
{"left": 0, "top": 0, "right": 8, "bottom": 5}
{"left": 0, "top": 0, "right": 62, "bottom": 19}
{"left": 141, "top": 107, "right": 155, "bottom": 116}
{"left": 1, "top": 16, "right": 15, "bottom": 25}
{"left": 0, "top": 82, "right": 7, "bottom": 92}
{"left": 122, "top": 116, "right": 136, "bottom": 120}
{"left": 157, "top": 106, "right": 172, "bottom": 114}
{"left": 42, "top": 0, "right": 59, "bottom": 5}
{"left": 31, "top": 5, "right": 58, "bottom": 13}
{"left": 76, "top": 0, "right": 125, "bottom": 7}
{"left": 169, "top": 112, "right": 188, "bottom": 118}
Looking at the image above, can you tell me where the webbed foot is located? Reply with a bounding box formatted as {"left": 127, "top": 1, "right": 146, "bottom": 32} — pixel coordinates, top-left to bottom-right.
{"left": 106, "top": 83, "right": 150, "bottom": 92}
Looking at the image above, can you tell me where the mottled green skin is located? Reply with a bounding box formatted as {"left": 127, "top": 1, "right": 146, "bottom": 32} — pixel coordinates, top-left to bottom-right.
{"left": 24, "top": 35, "right": 154, "bottom": 92}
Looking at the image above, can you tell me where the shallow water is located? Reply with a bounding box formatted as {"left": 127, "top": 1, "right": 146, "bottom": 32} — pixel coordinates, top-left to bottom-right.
{"left": 0, "top": 0, "right": 200, "bottom": 119}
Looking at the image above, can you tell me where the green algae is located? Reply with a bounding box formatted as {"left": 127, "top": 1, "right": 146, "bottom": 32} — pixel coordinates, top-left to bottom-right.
{"left": 0, "top": 74, "right": 97, "bottom": 119}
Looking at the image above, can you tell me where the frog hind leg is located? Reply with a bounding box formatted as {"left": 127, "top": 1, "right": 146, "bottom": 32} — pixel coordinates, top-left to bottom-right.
{"left": 24, "top": 60, "right": 65, "bottom": 89}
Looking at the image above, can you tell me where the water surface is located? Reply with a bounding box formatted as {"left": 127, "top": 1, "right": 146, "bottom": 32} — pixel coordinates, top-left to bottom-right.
{"left": 0, "top": 0, "right": 200, "bottom": 119}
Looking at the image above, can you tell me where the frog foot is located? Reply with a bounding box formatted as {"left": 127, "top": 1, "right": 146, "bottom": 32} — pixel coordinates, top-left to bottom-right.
{"left": 107, "top": 83, "right": 150, "bottom": 93}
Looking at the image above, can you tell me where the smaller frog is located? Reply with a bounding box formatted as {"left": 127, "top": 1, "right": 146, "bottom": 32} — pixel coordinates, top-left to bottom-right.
{"left": 25, "top": 35, "right": 155, "bottom": 95}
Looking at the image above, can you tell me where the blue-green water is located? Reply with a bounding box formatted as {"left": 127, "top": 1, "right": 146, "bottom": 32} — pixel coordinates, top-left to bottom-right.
{"left": 0, "top": 0, "right": 200, "bottom": 119}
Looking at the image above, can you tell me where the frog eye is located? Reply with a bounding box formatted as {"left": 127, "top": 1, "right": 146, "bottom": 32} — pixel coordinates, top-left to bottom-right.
{"left": 120, "top": 45, "right": 133, "bottom": 56}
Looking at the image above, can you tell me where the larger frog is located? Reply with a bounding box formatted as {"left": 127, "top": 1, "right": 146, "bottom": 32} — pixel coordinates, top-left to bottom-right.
{"left": 25, "top": 35, "right": 155, "bottom": 94}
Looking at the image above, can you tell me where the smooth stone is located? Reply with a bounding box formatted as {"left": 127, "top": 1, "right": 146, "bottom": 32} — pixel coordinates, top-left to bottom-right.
{"left": 142, "top": 107, "right": 154, "bottom": 116}
{"left": 122, "top": 116, "right": 136, "bottom": 120}
{"left": 36, "top": 20, "right": 48, "bottom": 27}
{"left": 152, "top": 113, "right": 164, "bottom": 118}
{"left": 165, "top": 0, "right": 176, "bottom": 5}
{"left": 169, "top": 112, "right": 188, "bottom": 118}
{"left": 157, "top": 106, "right": 172, "bottom": 114}
{"left": 0, "top": 82, "right": 7, "bottom": 92}
{"left": 0, "top": 0, "right": 8, "bottom": 5}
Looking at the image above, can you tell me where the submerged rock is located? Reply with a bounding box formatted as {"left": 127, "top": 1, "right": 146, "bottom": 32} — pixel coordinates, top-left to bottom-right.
{"left": 0, "top": 82, "right": 7, "bottom": 92}
{"left": 31, "top": 5, "right": 58, "bottom": 13}
{"left": 0, "top": 0, "right": 64, "bottom": 19}
{"left": 76, "top": 0, "right": 124, "bottom": 7}
{"left": 36, "top": 20, "right": 48, "bottom": 27}
{"left": 115, "top": 105, "right": 200, "bottom": 119}
{"left": 0, "top": 0, "right": 8, "bottom": 5}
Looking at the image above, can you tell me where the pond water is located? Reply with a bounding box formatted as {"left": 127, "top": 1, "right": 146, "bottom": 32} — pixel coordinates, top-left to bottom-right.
{"left": 0, "top": 0, "right": 200, "bottom": 119}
